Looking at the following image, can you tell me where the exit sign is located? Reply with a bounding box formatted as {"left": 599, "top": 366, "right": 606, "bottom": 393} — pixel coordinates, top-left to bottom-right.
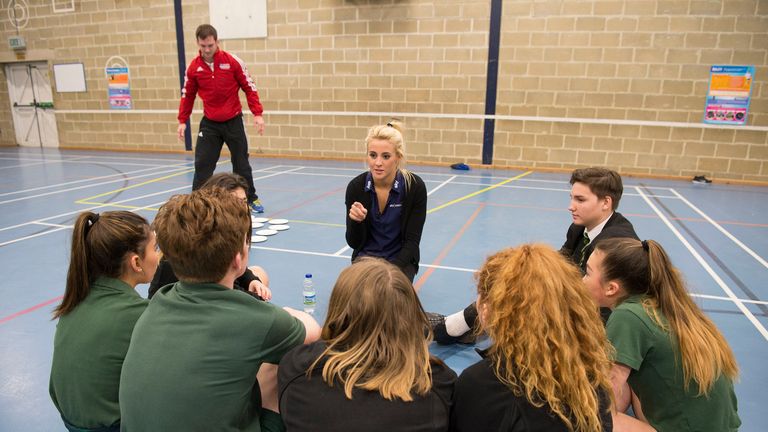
{"left": 8, "top": 36, "right": 25, "bottom": 50}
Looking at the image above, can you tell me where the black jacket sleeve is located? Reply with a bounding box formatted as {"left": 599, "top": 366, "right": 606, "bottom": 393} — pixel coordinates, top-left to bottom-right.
{"left": 147, "top": 258, "right": 178, "bottom": 299}
{"left": 345, "top": 173, "right": 368, "bottom": 254}
{"left": 392, "top": 174, "right": 427, "bottom": 270}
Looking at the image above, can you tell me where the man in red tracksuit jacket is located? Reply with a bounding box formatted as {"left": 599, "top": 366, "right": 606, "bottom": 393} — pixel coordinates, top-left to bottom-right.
{"left": 177, "top": 24, "right": 266, "bottom": 213}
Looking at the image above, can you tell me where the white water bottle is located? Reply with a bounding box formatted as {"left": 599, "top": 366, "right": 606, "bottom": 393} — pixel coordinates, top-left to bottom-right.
{"left": 303, "top": 274, "right": 316, "bottom": 314}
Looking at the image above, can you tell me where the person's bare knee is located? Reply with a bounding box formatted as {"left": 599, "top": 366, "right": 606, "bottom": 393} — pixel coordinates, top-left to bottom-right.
{"left": 256, "top": 363, "right": 279, "bottom": 413}
{"left": 249, "top": 265, "right": 269, "bottom": 287}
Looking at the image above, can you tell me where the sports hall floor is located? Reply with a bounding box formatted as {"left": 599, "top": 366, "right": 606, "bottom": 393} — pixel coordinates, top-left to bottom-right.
{"left": 0, "top": 147, "right": 766, "bottom": 431}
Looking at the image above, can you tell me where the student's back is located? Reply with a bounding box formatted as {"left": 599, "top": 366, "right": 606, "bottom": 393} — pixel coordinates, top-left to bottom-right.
{"left": 279, "top": 258, "right": 455, "bottom": 432}
{"left": 49, "top": 211, "right": 158, "bottom": 431}
{"left": 120, "top": 281, "right": 304, "bottom": 431}
{"left": 279, "top": 342, "right": 454, "bottom": 432}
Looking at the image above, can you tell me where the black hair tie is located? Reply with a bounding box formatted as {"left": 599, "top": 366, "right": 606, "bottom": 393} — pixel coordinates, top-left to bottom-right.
{"left": 641, "top": 240, "right": 649, "bottom": 252}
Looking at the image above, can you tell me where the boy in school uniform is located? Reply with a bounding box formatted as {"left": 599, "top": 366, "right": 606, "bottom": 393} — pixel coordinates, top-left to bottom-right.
{"left": 431, "top": 167, "right": 639, "bottom": 344}
{"left": 119, "top": 188, "right": 320, "bottom": 431}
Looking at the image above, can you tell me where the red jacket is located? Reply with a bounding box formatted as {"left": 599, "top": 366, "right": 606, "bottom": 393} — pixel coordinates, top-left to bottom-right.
{"left": 177, "top": 49, "right": 263, "bottom": 124}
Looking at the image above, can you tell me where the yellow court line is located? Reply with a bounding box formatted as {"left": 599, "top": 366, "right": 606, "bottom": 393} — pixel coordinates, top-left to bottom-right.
{"left": 74, "top": 161, "right": 231, "bottom": 204}
{"left": 77, "top": 201, "right": 161, "bottom": 211}
{"left": 287, "top": 219, "right": 345, "bottom": 228}
{"left": 427, "top": 170, "right": 533, "bottom": 214}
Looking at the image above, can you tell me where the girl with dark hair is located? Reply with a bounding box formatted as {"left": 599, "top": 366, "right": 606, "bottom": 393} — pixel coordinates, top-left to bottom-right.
{"left": 584, "top": 238, "right": 740, "bottom": 431}
{"left": 148, "top": 172, "right": 271, "bottom": 300}
{"left": 278, "top": 258, "right": 456, "bottom": 431}
{"left": 50, "top": 211, "right": 159, "bottom": 432}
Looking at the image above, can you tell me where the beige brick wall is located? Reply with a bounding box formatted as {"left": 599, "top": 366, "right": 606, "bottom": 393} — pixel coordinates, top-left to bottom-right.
{"left": 0, "top": 0, "right": 765, "bottom": 181}
{"left": 494, "top": 0, "right": 768, "bottom": 181}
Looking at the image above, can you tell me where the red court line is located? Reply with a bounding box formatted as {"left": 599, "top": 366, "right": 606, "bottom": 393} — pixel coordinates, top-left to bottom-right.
{"left": 464, "top": 201, "right": 768, "bottom": 228}
{"left": 414, "top": 204, "right": 485, "bottom": 291}
{"left": 268, "top": 185, "right": 346, "bottom": 218}
{"left": 0, "top": 295, "right": 62, "bottom": 325}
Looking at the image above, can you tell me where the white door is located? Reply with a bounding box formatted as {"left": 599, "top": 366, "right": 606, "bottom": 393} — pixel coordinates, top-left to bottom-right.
{"left": 5, "top": 62, "right": 59, "bottom": 147}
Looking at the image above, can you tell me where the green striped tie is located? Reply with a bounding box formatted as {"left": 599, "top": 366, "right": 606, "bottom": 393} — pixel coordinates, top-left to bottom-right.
{"left": 578, "top": 230, "right": 590, "bottom": 267}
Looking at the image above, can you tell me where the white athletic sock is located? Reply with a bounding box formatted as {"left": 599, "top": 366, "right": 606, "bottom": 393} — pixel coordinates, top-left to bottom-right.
{"left": 445, "top": 311, "right": 470, "bottom": 337}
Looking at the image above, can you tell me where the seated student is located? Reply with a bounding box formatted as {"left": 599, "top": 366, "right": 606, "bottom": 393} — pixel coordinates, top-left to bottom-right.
{"left": 278, "top": 257, "right": 456, "bottom": 432}
{"left": 119, "top": 188, "right": 321, "bottom": 431}
{"left": 345, "top": 121, "right": 427, "bottom": 282}
{"left": 432, "top": 166, "right": 638, "bottom": 344}
{"left": 148, "top": 172, "right": 270, "bottom": 301}
{"left": 50, "top": 211, "right": 159, "bottom": 432}
{"left": 584, "top": 238, "right": 741, "bottom": 431}
{"left": 451, "top": 244, "right": 613, "bottom": 432}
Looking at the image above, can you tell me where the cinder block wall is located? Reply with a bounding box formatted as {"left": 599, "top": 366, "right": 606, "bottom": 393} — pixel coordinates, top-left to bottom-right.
{"left": 0, "top": 0, "right": 765, "bottom": 181}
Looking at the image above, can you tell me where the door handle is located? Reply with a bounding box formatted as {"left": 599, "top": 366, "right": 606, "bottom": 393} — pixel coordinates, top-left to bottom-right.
{"left": 12, "top": 102, "right": 53, "bottom": 108}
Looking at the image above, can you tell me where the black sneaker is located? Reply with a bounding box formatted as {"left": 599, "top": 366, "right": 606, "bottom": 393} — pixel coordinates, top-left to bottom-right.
{"left": 692, "top": 175, "right": 712, "bottom": 184}
{"left": 426, "top": 312, "right": 445, "bottom": 330}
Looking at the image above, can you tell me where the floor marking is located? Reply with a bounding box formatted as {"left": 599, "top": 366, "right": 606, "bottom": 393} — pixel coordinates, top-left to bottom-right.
{"left": 692, "top": 293, "right": 768, "bottom": 306}
{"left": 635, "top": 186, "right": 768, "bottom": 342}
{"left": 427, "top": 171, "right": 533, "bottom": 214}
{"left": 0, "top": 160, "right": 73, "bottom": 171}
{"left": 670, "top": 188, "right": 768, "bottom": 270}
{"left": 0, "top": 162, "right": 190, "bottom": 198}
{"left": 75, "top": 167, "right": 198, "bottom": 203}
{"left": 0, "top": 296, "right": 63, "bottom": 325}
{"left": 333, "top": 246, "right": 350, "bottom": 256}
{"left": 427, "top": 175, "right": 457, "bottom": 196}
{"left": 0, "top": 151, "right": 193, "bottom": 163}
{"left": 0, "top": 186, "right": 188, "bottom": 233}
{"left": 251, "top": 244, "right": 477, "bottom": 275}
{"left": 76, "top": 164, "right": 298, "bottom": 205}
{"left": 32, "top": 222, "right": 72, "bottom": 229}
{"left": 0, "top": 165, "right": 193, "bottom": 204}
{"left": 291, "top": 219, "right": 345, "bottom": 228}
{"left": 0, "top": 226, "right": 70, "bottom": 247}
{"left": 414, "top": 204, "right": 485, "bottom": 291}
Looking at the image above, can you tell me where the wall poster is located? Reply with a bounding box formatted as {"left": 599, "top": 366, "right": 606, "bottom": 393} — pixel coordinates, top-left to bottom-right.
{"left": 703, "top": 65, "right": 754, "bottom": 125}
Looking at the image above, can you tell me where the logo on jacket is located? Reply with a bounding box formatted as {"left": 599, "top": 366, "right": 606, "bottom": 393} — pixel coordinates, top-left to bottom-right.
{"left": 220, "top": 63, "right": 231, "bottom": 70}
{"left": 196, "top": 66, "right": 204, "bottom": 72}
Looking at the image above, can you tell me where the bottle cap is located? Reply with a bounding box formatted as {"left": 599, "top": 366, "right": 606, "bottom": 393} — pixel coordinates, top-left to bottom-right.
{"left": 305, "top": 273, "right": 312, "bottom": 278}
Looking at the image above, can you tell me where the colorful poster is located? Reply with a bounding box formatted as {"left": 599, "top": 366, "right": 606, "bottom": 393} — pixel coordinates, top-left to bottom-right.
{"left": 106, "top": 67, "right": 132, "bottom": 110}
{"left": 703, "top": 65, "right": 754, "bottom": 125}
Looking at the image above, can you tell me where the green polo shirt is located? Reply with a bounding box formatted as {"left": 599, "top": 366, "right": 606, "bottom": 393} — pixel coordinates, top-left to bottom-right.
{"left": 119, "top": 280, "right": 306, "bottom": 432}
{"left": 49, "top": 276, "right": 148, "bottom": 429}
{"left": 606, "top": 295, "right": 740, "bottom": 432}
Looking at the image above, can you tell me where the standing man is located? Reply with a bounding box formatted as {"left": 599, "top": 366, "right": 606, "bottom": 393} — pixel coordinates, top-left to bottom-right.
{"left": 177, "top": 24, "right": 266, "bottom": 213}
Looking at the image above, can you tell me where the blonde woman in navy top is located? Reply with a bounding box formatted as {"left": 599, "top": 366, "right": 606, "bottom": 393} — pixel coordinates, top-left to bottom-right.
{"left": 345, "top": 121, "right": 427, "bottom": 281}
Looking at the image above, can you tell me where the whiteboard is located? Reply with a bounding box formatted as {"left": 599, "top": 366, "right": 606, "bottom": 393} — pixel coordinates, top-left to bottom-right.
{"left": 53, "top": 63, "right": 86, "bottom": 92}
{"left": 210, "top": 0, "right": 267, "bottom": 39}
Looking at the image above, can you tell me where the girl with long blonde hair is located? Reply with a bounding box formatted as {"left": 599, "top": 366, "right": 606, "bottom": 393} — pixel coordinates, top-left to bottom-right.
{"left": 451, "top": 244, "right": 614, "bottom": 432}
{"left": 278, "top": 258, "right": 456, "bottom": 431}
{"left": 345, "top": 121, "right": 427, "bottom": 282}
{"left": 584, "top": 238, "right": 740, "bottom": 431}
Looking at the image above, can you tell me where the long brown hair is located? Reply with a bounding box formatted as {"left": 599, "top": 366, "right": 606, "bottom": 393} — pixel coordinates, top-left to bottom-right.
{"left": 477, "top": 244, "right": 613, "bottom": 431}
{"left": 595, "top": 238, "right": 739, "bottom": 395}
{"left": 54, "top": 211, "right": 151, "bottom": 318}
{"left": 310, "top": 257, "right": 433, "bottom": 401}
